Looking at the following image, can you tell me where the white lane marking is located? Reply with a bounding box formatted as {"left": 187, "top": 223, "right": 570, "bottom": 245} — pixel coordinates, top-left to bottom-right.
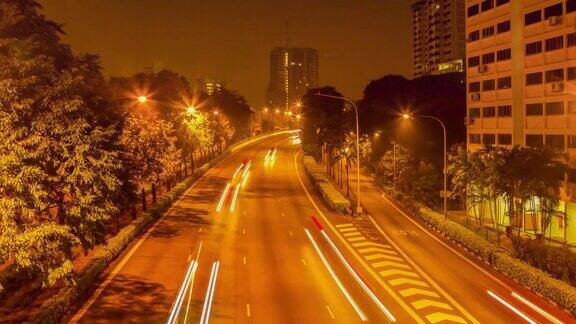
{"left": 304, "top": 229, "right": 367, "bottom": 322}
{"left": 289, "top": 230, "right": 294, "bottom": 237}
{"left": 200, "top": 261, "right": 221, "bottom": 324}
{"left": 488, "top": 290, "right": 536, "bottom": 324}
{"left": 302, "top": 259, "right": 307, "bottom": 267}
{"left": 326, "top": 305, "right": 336, "bottom": 320}
{"left": 198, "top": 228, "right": 202, "bottom": 233}
{"left": 216, "top": 182, "right": 231, "bottom": 212}
{"left": 511, "top": 292, "right": 563, "bottom": 324}
{"left": 243, "top": 256, "right": 247, "bottom": 265}
{"left": 246, "top": 303, "right": 251, "bottom": 317}
{"left": 166, "top": 260, "right": 198, "bottom": 324}
{"left": 374, "top": 189, "right": 512, "bottom": 289}
{"left": 229, "top": 185, "right": 241, "bottom": 213}
{"left": 320, "top": 230, "right": 397, "bottom": 322}
{"left": 282, "top": 212, "right": 285, "bottom": 217}
{"left": 243, "top": 228, "right": 246, "bottom": 235}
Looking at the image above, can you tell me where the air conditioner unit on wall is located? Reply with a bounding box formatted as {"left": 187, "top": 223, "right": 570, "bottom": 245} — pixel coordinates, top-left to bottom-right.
{"left": 548, "top": 16, "right": 561, "bottom": 26}
{"left": 551, "top": 82, "right": 564, "bottom": 92}
{"left": 478, "top": 65, "right": 488, "bottom": 73}
{"left": 470, "top": 93, "right": 481, "bottom": 101}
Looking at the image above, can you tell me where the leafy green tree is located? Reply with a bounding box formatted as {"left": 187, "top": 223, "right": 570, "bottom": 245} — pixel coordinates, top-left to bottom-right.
{"left": 209, "top": 88, "right": 253, "bottom": 140}
{"left": 0, "top": 0, "right": 122, "bottom": 285}
{"left": 376, "top": 142, "right": 413, "bottom": 192}
{"left": 209, "top": 112, "right": 235, "bottom": 151}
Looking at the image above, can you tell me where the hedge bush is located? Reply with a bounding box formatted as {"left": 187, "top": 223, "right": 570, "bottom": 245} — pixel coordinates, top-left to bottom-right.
{"left": 302, "top": 155, "right": 351, "bottom": 214}
{"left": 380, "top": 185, "right": 576, "bottom": 315}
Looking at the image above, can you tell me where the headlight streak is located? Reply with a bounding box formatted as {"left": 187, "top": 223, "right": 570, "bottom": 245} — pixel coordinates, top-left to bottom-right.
{"left": 304, "top": 228, "right": 368, "bottom": 322}
{"left": 232, "top": 164, "right": 243, "bottom": 179}
{"left": 511, "top": 292, "right": 562, "bottom": 324}
{"left": 241, "top": 171, "right": 251, "bottom": 188}
{"left": 166, "top": 260, "right": 198, "bottom": 324}
{"left": 241, "top": 161, "right": 251, "bottom": 179}
{"left": 200, "top": 261, "right": 221, "bottom": 324}
{"left": 310, "top": 216, "right": 396, "bottom": 322}
{"left": 229, "top": 185, "right": 241, "bottom": 213}
{"left": 216, "top": 182, "right": 231, "bottom": 213}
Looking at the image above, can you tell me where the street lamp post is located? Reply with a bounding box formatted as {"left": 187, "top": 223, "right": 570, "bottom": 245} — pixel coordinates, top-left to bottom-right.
{"left": 403, "top": 114, "right": 448, "bottom": 219}
{"left": 315, "top": 93, "right": 363, "bottom": 216}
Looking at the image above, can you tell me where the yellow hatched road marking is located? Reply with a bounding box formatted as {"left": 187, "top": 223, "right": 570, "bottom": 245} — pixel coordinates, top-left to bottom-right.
{"left": 363, "top": 250, "right": 398, "bottom": 258}
{"left": 343, "top": 232, "right": 363, "bottom": 237}
{"left": 348, "top": 237, "right": 366, "bottom": 242}
{"left": 380, "top": 269, "right": 419, "bottom": 278}
{"left": 412, "top": 299, "right": 453, "bottom": 311}
{"left": 339, "top": 227, "right": 357, "bottom": 233}
{"left": 388, "top": 278, "right": 429, "bottom": 288}
{"left": 352, "top": 242, "right": 391, "bottom": 248}
{"left": 335, "top": 223, "right": 353, "bottom": 228}
{"left": 371, "top": 255, "right": 404, "bottom": 263}
{"left": 426, "top": 312, "right": 467, "bottom": 324}
{"left": 371, "top": 261, "right": 410, "bottom": 269}
{"left": 400, "top": 288, "right": 440, "bottom": 298}
{"left": 358, "top": 248, "right": 398, "bottom": 254}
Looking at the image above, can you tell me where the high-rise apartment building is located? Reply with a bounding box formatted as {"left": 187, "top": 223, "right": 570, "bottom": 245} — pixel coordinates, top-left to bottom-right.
{"left": 265, "top": 47, "right": 319, "bottom": 110}
{"left": 466, "top": 0, "right": 576, "bottom": 242}
{"left": 197, "top": 76, "right": 225, "bottom": 95}
{"left": 412, "top": 0, "right": 466, "bottom": 78}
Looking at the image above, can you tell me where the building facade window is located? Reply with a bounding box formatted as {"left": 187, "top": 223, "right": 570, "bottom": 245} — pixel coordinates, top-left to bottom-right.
{"left": 525, "top": 10, "right": 542, "bottom": 25}
{"left": 469, "top": 133, "right": 481, "bottom": 144}
{"left": 468, "top": 30, "right": 480, "bottom": 42}
{"left": 481, "top": 0, "right": 494, "bottom": 12}
{"left": 526, "top": 134, "right": 544, "bottom": 147}
{"left": 545, "top": 102, "right": 564, "bottom": 115}
{"left": 568, "top": 33, "right": 576, "bottom": 47}
{"left": 482, "top": 52, "right": 495, "bottom": 64}
{"left": 497, "top": 76, "right": 512, "bottom": 89}
{"left": 568, "top": 67, "right": 576, "bottom": 80}
{"left": 497, "top": 20, "right": 511, "bottom": 33}
{"left": 545, "top": 35, "right": 564, "bottom": 52}
{"left": 526, "top": 72, "right": 543, "bottom": 85}
{"left": 483, "top": 79, "right": 496, "bottom": 91}
{"left": 546, "top": 68, "right": 564, "bottom": 82}
{"left": 546, "top": 134, "right": 565, "bottom": 150}
{"left": 568, "top": 0, "right": 576, "bottom": 13}
{"left": 483, "top": 106, "right": 496, "bottom": 117}
{"left": 498, "top": 134, "right": 512, "bottom": 145}
{"left": 483, "top": 133, "right": 496, "bottom": 145}
{"left": 468, "top": 56, "right": 480, "bottom": 67}
{"left": 469, "top": 81, "right": 480, "bottom": 92}
{"left": 498, "top": 105, "right": 512, "bottom": 117}
{"left": 544, "top": 3, "right": 563, "bottom": 19}
{"left": 569, "top": 135, "right": 576, "bottom": 149}
{"left": 496, "top": 0, "right": 510, "bottom": 5}
{"left": 526, "top": 41, "right": 542, "bottom": 55}
{"left": 526, "top": 103, "right": 544, "bottom": 116}
{"left": 469, "top": 107, "right": 481, "bottom": 118}
{"left": 467, "top": 4, "right": 480, "bottom": 17}
{"left": 497, "top": 48, "right": 511, "bottom": 61}
{"left": 569, "top": 101, "right": 576, "bottom": 114}
{"left": 482, "top": 26, "right": 495, "bottom": 38}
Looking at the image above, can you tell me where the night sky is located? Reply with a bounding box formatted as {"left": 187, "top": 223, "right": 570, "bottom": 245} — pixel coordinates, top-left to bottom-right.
{"left": 39, "top": 0, "right": 412, "bottom": 107}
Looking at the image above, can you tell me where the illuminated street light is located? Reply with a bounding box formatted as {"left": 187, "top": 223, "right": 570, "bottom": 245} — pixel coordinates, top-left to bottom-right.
{"left": 263, "top": 107, "right": 269, "bottom": 113}
{"left": 296, "top": 114, "right": 302, "bottom": 120}
{"left": 137, "top": 95, "right": 148, "bottom": 104}
{"left": 403, "top": 113, "right": 448, "bottom": 219}
{"left": 186, "top": 106, "right": 197, "bottom": 115}
{"left": 287, "top": 111, "right": 293, "bottom": 116}
{"left": 275, "top": 109, "right": 280, "bottom": 114}
{"left": 213, "top": 110, "right": 220, "bottom": 115}
{"left": 296, "top": 101, "right": 302, "bottom": 108}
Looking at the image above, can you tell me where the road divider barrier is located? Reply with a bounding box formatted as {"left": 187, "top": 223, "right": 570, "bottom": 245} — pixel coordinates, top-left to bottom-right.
{"left": 302, "top": 155, "right": 351, "bottom": 214}
{"left": 34, "top": 131, "right": 292, "bottom": 324}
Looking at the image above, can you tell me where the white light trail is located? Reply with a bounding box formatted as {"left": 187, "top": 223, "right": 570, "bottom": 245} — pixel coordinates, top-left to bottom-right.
{"left": 488, "top": 290, "right": 536, "bottom": 324}
{"left": 511, "top": 292, "right": 562, "bottom": 324}
{"left": 320, "top": 230, "right": 396, "bottom": 322}
{"left": 241, "top": 161, "right": 251, "bottom": 179}
{"left": 304, "top": 229, "right": 367, "bottom": 322}
{"left": 200, "top": 261, "right": 221, "bottom": 324}
{"left": 229, "top": 185, "right": 241, "bottom": 213}
{"left": 241, "top": 171, "right": 251, "bottom": 188}
{"left": 216, "top": 182, "right": 231, "bottom": 213}
{"left": 166, "top": 260, "right": 198, "bottom": 324}
{"left": 232, "top": 164, "right": 243, "bottom": 179}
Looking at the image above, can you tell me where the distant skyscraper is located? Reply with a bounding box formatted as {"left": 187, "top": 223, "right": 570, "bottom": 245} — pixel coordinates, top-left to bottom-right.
{"left": 266, "top": 47, "right": 319, "bottom": 110}
{"left": 412, "top": 0, "right": 466, "bottom": 78}
{"left": 197, "top": 76, "right": 225, "bottom": 95}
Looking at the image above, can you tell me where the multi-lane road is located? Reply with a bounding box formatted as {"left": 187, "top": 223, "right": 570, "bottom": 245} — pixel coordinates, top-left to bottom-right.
{"left": 69, "top": 133, "right": 574, "bottom": 324}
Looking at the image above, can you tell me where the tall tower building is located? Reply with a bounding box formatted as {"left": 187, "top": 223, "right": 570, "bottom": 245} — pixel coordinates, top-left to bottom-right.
{"left": 266, "top": 47, "right": 319, "bottom": 110}
{"left": 412, "top": 0, "right": 466, "bottom": 78}
{"left": 466, "top": 0, "right": 576, "bottom": 241}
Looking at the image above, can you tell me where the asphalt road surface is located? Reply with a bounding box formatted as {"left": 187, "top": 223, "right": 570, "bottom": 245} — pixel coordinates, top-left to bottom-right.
{"left": 70, "top": 133, "right": 574, "bottom": 324}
